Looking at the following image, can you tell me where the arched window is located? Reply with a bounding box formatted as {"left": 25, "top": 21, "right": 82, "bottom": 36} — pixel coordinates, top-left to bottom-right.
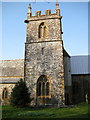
{"left": 2, "top": 88, "right": 8, "bottom": 99}
{"left": 39, "top": 23, "right": 47, "bottom": 38}
{"left": 37, "top": 75, "right": 50, "bottom": 97}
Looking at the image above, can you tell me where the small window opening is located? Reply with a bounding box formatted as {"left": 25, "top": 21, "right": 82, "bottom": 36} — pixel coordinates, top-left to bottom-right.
{"left": 42, "top": 47, "right": 44, "bottom": 55}
{"left": 2, "top": 88, "right": 8, "bottom": 99}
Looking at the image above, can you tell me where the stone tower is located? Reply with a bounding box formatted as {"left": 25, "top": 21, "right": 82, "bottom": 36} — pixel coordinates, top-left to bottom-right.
{"left": 24, "top": 2, "right": 65, "bottom": 106}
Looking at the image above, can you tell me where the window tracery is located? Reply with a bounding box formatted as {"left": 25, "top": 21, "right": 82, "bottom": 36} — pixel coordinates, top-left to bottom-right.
{"left": 39, "top": 23, "right": 47, "bottom": 38}
{"left": 37, "top": 75, "right": 49, "bottom": 97}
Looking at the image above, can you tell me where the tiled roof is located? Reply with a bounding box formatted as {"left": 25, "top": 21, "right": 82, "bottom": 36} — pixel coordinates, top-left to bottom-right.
{"left": 0, "top": 59, "right": 24, "bottom": 77}
{"left": 0, "top": 77, "right": 24, "bottom": 84}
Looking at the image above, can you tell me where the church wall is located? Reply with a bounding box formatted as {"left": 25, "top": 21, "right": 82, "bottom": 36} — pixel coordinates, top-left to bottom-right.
{"left": 72, "top": 74, "right": 89, "bottom": 104}
{"left": 64, "top": 56, "right": 71, "bottom": 86}
{"left": 0, "top": 3, "right": 88, "bottom": 106}
{"left": 64, "top": 56, "right": 72, "bottom": 104}
{"left": 25, "top": 41, "right": 65, "bottom": 105}
{"left": 0, "top": 59, "right": 24, "bottom": 105}
{"left": 24, "top": 7, "right": 65, "bottom": 105}
{"left": 0, "top": 83, "right": 15, "bottom": 105}
{"left": 26, "top": 18, "right": 62, "bottom": 43}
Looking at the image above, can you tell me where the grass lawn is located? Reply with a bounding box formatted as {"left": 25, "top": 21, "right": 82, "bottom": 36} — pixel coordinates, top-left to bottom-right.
{"left": 2, "top": 103, "right": 89, "bottom": 119}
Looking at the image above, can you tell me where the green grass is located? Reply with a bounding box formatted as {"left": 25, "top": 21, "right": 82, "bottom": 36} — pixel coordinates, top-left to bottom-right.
{"left": 2, "top": 103, "right": 89, "bottom": 119}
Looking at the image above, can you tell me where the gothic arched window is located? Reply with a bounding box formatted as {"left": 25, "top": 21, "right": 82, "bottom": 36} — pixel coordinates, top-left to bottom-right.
{"left": 39, "top": 23, "right": 47, "bottom": 38}
{"left": 37, "top": 75, "right": 50, "bottom": 97}
{"left": 2, "top": 88, "right": 8, "bottom": 99}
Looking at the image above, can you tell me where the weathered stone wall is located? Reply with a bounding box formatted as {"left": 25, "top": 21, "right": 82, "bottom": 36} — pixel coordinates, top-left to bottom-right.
{"left": 24, "top": 8, "right": 65, "bottom": 106}
{"left": 26, "top": 18, "right": 62, "bottom": 43}
{"left": 26, "top": 8, "right": 62, "bottom": 43}
{"left": 25, "top": 41, "right": 64, "bottom": 105}
{"left": 0, "top": 59, "right": 24, "bottom": 104}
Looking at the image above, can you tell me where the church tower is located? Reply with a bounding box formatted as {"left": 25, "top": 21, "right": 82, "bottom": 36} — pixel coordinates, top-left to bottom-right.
{"left": 24, "top": 2, "right": 65, "bottom": 106}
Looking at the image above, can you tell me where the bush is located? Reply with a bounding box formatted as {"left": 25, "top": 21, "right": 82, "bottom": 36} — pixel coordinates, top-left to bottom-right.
{"left": 10, "top": 79, "right": 32, "bottom": 107}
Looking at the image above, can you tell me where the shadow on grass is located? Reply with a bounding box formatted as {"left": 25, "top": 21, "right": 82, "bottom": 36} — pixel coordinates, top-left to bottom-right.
{"left": 2, "top": 103, "right": 89, "bottom": 120}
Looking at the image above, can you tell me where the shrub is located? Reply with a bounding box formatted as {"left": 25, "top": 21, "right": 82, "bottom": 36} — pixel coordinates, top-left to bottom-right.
{"left": 10, "top": 78, "right": 32, "bottom": 107}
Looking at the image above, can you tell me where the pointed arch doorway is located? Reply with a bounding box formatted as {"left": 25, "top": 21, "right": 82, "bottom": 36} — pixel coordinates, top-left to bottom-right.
{"left": 36, "top": 75, "right": 50, "bottom": 105}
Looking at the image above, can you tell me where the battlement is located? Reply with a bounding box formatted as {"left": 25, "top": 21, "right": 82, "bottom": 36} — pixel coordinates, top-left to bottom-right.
{"left": 35, "top": 9, "right": 51, "bottom": 17}
{"left": 35, "top": 11, "right": 41, "bottom": 17}
{"left": 25, "top": 9, "right": 62, "bottom": 23}
{"left": 31, "top": 9, "right": 60, "bottom": 17}
{"left": 24, "top": 3, "right": 62, "bottom": 23}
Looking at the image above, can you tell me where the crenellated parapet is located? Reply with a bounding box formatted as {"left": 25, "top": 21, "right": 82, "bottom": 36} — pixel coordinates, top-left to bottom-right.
{"left": 45, "top": 9, "right": 51, "bottom": 16}
{"left": 25, "top": 4, "right": 62, "bottom": 23}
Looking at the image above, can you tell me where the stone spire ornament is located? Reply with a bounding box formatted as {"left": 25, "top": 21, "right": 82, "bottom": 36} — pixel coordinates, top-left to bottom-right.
{"left": 28, "top": 4, "right": 32, "bottom": 13}
{"left": 27, "top": 4, "right": 32, "bottom": 18}
{"left": 55, "top": 0, "right": 60, "bottom": 16}
{"left": 56, "top": 0, "right": 59, "bottom": 9}
{"left": 24, "top": 4, "right": 32, "bottom": 23}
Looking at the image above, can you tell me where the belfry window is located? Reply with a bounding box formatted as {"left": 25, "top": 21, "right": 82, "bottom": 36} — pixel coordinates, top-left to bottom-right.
{"left": 39, "top": 23, "right": 47, "bottom": 38}
{"left": 2, "top": 88, "right": 8, "bottom": 99}
{"left": 37, "top": 75, "right": 50, "bottom": 97}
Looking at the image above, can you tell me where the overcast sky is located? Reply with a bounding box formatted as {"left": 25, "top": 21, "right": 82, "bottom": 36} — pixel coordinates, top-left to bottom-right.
{"left": 1, "top": 1, "right": 88, "bottom": 60}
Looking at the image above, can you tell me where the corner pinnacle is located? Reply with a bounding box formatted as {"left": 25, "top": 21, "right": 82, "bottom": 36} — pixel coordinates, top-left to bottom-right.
{"left": 56, "top": 0, "right": 59, "bottom": 9}
{"left": 28, "top": 4, "right": 32, "bottom": 13}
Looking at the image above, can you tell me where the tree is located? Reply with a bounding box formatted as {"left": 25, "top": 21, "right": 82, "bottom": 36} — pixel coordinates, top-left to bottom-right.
{"left": 10, "top": 79, "right": 32, "bottom": 107}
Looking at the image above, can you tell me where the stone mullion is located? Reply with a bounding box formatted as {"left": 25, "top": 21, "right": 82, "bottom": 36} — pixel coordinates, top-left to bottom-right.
{"left": 41, "top": 82, "right": 43, "bottom": 105}
{"left": 5, "top": 90, "right": 6, "bottom": 98}
{"left": 40, "top": 26, "right": 43, "bottom": 38}
{"left": 42, "top": 26, "right": 44, "bottom": 38}
{"left": 44, "top": 26, "right": 46, "bottom": 38}
{"left": 44, "top": 82, "right": 46, "bottom": 105}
